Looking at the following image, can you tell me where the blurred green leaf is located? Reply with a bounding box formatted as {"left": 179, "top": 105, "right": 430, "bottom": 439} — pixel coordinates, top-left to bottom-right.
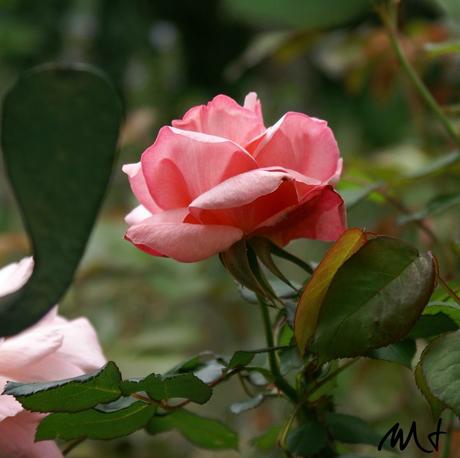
{"left": 147, "top": 409, "right": 238, "bottom": 450}
{"left": 225, "top": 0, "right": 372, "bottom": 30}
{"left": 437, "top": 0, "right": 460, "bottom": 21}
{"left": 230, "top": 393, "right": 265, "bottom": 414}
{"left": 239, "top": 279, "right": 301, "bottom": 305}
{"left": 228, "top": 351, "right": 256, "bottom": 369}
{"left": 325, "top": 412, "right": 386, "bottom": 449}
{"left": 424, "top": 41, "right": 460, "bottom": 57}
{"left": 406, "top": 151, "right": 460, "bottom": 179}
{"left": 36, "top": 401, "right": 155, "bottom": 441}
{"left": 121, "top": 372, "right": 212, "bottom": 404}
{"left": 337, "top": 182, "right": 382, "bottom": 209}
{"left": 4, "top": 361, "right": 121, "bottom": 413}
{"left": 368, "top": 339, "right": 416, "bottom": 368}
{"left": 311, "top": 237, "right": 436, "bottom": 362}
{"left": 398, "top": 193, "right": 460, "bottom": 224}
{"left": 251, "top": 424, "right": 282, "bottom": 450}
{"left": 279, "top": 347, "right": 302, "bottom": 374}
{"left": 287, "top": 420, "right": 328, "bottom": 456}
{"left": 0, "top": 64, "right": 122, "bottom": 335}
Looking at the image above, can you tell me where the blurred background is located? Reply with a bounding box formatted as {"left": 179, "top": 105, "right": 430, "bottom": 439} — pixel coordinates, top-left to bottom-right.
{"left": 1, "top": 0, "right": 460, "bottom": 456}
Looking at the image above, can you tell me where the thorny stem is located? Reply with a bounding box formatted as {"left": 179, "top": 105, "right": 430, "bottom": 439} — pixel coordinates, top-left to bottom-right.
{"left": 376, "top": 0, "right": 460, "bottom": 148}
{"left": 257, "top": 294, "right": 299, "bottom": 404}
{"left": 278, "top": 359, "right": 358, "bottom": 455}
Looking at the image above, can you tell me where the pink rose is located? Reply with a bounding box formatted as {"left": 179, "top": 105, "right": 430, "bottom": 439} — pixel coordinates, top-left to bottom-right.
{"left": 0, "top": 257, "right": 106, "bottom": 458}
{"left": 123, "top": 93, "right": 346, "bottom": 262}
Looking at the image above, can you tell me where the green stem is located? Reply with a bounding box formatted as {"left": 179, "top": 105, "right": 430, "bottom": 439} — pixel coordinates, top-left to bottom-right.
{"left": 257, "top": 294, "right": 299, "bottom": 404}
{"left": 441, "top": 410, "right": 454, "bottom": 458}
{"left": 377, "top": 1, "right": 460, "bottom": 148}
{"left": 439, "top": 275, "right": 460, "bottom": 307}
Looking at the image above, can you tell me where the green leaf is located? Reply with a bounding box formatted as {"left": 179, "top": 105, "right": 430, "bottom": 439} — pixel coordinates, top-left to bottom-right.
{"left": 121, "top": 373, "right": 212, "bottom": 404}
{"left": 0, "top": 64, "right": 122, "bottom": 336}
{"left": 147, "top": 409, "right": 238, "bottom": 450}
{"left": 409, "top": 313, "right": 458, "bottom": 339}
{"left": 414, "top": 361, "right": 446, "bottom": 420}
{"left": 368, "top": 339, "right": 416, "bottom": 368}
{"left": 4, "top": 362, "right": 121, "bottom": 413}
{"left": 166, "top": 352, "right": 216, "bottom": 375}
{"left": 311, "top": 237, "right": 436, "bottom": 362}
{"left": 36, "top": 401, "right": 155, "bottom": 441}
{"left": 230, "top": 393, "right": 265, "bottom": 414}
{"left": 287, "top": 420, "right": 328, "bottom": 456}
{"left": 324, "top": 412, "right": 384, "bottom": 448}
{"left": 295, "top": 228, "right": 368, "bottom": 355}
{"left": 398, "top": 193, "right": 460, "bottom": 224}
{"left": 416, "top": 330, "right": 460, "bottom": 417}
{"left": 225, "top": 0, "right": 372, "bottom": 30}
{"left": 423, "top": 302, "right": 460, "bottom": 325}
{"left": 251, "top": 424, "right": 282, "bottom": 450}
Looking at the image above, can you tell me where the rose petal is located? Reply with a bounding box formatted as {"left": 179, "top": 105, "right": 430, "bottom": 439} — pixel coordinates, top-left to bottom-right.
{"left": 0, "top": 412, "right": 62, "bottom": 458}
{"left": 141, "top": 127, "right": 257, "bottom": 210}
{"left": 0, "top": 257, "right": 33, "bottom": 298}
{"left": 6, "top": 315, "right": 106, "bottom": 382}
{"left": 172, "top": 93, "right": 265, "bottom": 146}
{"left": 0, "top": 377, "right": 23, "bottom": 422}
{"left": 0, "top": 328, "right": 63, "bottom": 375}
{"left": 122, "top": 162, "right": 161, "bottom": 215}
{"left": 189, "top": 168, "right": 319, "bottom": 211}
{"left": 257, "top": 187, "right": 346, "bottom": 245}
{"left": 253, "top": 112, "right": 341, "bottom": 183}
{"left": 126, "top": 218, "right": 243, "bottom": 262}
{"left": 125, "top": 205, "right": 152, "bottom": 225}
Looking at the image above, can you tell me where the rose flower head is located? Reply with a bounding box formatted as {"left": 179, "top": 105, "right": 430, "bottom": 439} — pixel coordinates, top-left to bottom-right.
{"left": 0, "top": 257, "right": 106, "bottom": 458}
{"left": 123, "top": 93, "right": 346, "bottom": 262}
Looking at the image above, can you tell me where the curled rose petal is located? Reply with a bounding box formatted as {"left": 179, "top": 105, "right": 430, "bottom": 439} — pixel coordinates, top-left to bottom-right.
{"left": 257, "top": 187, "right": 346, "bottom": 245}
{"left": 141, "top": 127, "right": 258, "bottom": 210}
{"left": 172, "top": 93, "right": 265, "bottom": 146}
{"left": 188, "top": 168, "right": 321, "bottom": 233}
{"left": 122, "top": 162, "right": 161, "bottom": 215}
{"left": 252, "top": 112, "right": 341, "bottom": 184}
{"left": 125, "top": 216, "right": 243, "bottom": 263}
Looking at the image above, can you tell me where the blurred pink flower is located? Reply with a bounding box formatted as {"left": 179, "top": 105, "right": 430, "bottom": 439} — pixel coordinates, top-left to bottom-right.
{"left": 123, "top": 93, "right": 346, "bottom": 262}
{"left": 0, "top": 257, "right": 106, "bottom": 458}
